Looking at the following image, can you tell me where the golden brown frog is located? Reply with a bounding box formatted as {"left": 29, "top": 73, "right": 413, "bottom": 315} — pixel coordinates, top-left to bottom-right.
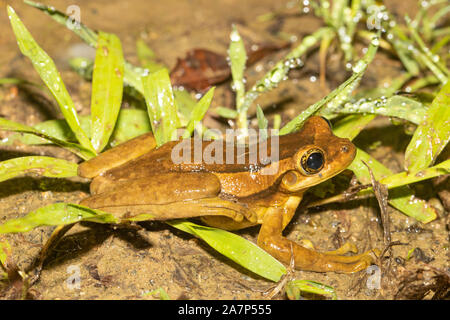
{"left": 78, "top": 116, "right": 378, "bottom": 273}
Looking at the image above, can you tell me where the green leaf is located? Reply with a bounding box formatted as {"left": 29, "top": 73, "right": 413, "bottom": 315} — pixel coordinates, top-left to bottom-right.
{"left": 182, "top": 87, "right": 215, "bottom": 139}
{"left": 0, "top": 117, "right": 96, "bottom": 160}
{"left": 286, "top": 280, "right": 337, "bottom": 300}
{"left": 24, "top": 0, "right": 147, "bottom": 95}
{"left": 142, "top": 69, "right": 180, "bottom": 146}
{"left": 349, "top": 148, "right": 437, "bottom": 223}
{"left": 0, "top": 203, "right": 118, "bottom": 234}
{"left": 279, "top": 33, "right": 379, "bottom": 135}
{"left": 7, "top": 5, "right": 95, "bottom": 154}
{"left": 214, "top": 107, "right": 238, "bottom": 119}
{"left": 405, "top": 80, "right": 450, "bottom": 171}
{"left": 90, "top": 32, "right": 125, "bottom": 153}
{"left": 0, "top": 156, "right": 78, "bottom": 183}
{"left": 333, "top": 115, "right": 438, "bottom": 223}
{"left": 256, "top": 106, "right": 268, "bottom": 140}
{"left": 167, "top": 220, "right": 286, "bottom": 282}
{"left": 380, "top": 159, "right": 449, "bottom": 189}
{"left": 0, "top": 240, "right": 11, "bottom": 267}
{"left": 331, "top": 95, "right": 429, "bottom": 125}
{"left": 332, "top": 114, "right": 376, "bottom": 141}
{"left": 228, "top": 26, "right": 247, "bottom": 108}
{"left": 136, "top": 39, "right": 166, "bottom": 73}
{"left": 108, "top": 109, "right": 152, "bottom": 146}
{"left": 2, "top": 109, "right": 151, "bottom": 149}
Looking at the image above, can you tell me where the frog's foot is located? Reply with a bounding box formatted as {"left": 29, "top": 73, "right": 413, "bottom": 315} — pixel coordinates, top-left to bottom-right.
{"left": 258, "top": 208, "right": 379, "bottom": 273}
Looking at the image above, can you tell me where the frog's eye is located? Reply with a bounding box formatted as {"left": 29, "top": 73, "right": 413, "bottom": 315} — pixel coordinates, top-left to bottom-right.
{"left": 320, "top": 116, "right": 332, "bottom": 129}
{"left": 300, "top": 148, "right": 324, "bottom": 174}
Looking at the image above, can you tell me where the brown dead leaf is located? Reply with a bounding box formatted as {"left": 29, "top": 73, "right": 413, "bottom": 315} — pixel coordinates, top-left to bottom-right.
{"left": 170, "top": 49, "right": 230, "bottom": 92}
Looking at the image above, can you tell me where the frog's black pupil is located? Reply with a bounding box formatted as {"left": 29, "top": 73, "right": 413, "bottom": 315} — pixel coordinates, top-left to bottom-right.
{"left": 306, "top": 152, "right": 323, "bottom": 170}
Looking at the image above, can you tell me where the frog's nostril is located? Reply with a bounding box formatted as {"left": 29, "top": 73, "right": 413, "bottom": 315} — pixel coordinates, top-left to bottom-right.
{"left": 341, "top": 145, "right": 349, "bottom": 153}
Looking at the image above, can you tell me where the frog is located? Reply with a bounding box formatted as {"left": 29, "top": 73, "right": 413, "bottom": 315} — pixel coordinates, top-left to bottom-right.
{"left": 78, "top": 116, "right": 379, "bottom": 273}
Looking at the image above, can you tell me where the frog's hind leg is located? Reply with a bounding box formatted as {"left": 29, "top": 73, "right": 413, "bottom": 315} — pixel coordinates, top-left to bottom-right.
{"left": 257, "top": 207, "right": 379, "bottom": 273}
{"left": 85, "top": 197, "right": 255, "bottom": 223}
{"left": 80, "top": 172, "right": 257, "bottom": 223}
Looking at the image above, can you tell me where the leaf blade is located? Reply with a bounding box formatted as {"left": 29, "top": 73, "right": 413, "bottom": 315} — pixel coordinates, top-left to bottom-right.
{"left": 7, "top": 5, "right": 95, "bottom": 154}
{"left": 90, "top": 32, "right": 125, "bottom": 152}
{"left": 0, "top": 156, "right": 78, "bottom": 183}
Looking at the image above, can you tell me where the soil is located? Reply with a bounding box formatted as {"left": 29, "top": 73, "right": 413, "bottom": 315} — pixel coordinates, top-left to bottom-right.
{"left": 0, "top": 0, "right": 448, "bottom": 300}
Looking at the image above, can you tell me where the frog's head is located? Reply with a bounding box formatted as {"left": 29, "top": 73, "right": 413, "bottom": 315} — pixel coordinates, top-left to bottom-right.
{"left": 280, "top": 116, "right": 356, "bottom": 192}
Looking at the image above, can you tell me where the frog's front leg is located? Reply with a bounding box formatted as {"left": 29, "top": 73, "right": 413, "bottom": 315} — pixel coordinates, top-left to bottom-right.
{"left": 257, "top": 203, "right": 378, "bottom": 273}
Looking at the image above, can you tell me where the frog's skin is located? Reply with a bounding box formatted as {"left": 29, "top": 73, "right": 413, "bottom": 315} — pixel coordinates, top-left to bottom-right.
{"left": 78, "top": 116, "right": 378, "bottom": 273}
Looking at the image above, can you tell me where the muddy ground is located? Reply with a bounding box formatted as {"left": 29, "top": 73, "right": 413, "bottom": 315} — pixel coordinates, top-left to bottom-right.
{"left": 0, "top": 0, "right": 448, "bottom": 300}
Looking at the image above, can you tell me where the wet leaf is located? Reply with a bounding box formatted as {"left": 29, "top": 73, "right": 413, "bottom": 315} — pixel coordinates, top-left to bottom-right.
{"left": 143, "top": 287, "right": 171, "bottom": 300}
{"left": 170, "top": 49, "right": 230, "bottom": 92}
{"left": 7, "top": 5, "right": 95, "bottom": 154}
{"left": 24, "top": 0, "right": 147, "bottom": 95}
{"left": 108, "top": 109, "right": 151, "bottom": 146}
{"left": 379, "top": 159, "right": 449, "bottom": 189}
{"left": 286, "top": 280, "right": 337, "bottom": 300}
{"left": 332, "top": 95, "right": 429, "bottom": 125}
{"left": 0, "top": 117, "right": 96, "bottom": 160}
{"left": 349, "top": 148, "right": 437, "bottom": 223}
{"left": 0, "top": 240, "right": 11, "bottom": 267}
{"left": 214, "top": 107, "right": 238, "bottom": 119}
{"left": 2, "top": 109, "right": 151, "bottom": 149}
{"left": 136, "top": 39, "right": 166, "bottom": 73}
{"left": 332, "top": 114, "right": 376, "bottom": 140}
{"left": 0, "top": 156, "right": 78, "bottom": 183}
{"left": 168, "top": 220, "right": 286, "bottom": 282}
{"left": 0, "top": 203, "right": 118, "bottom": 234}
{"left": 256, "top": 105, "right": 268, "bottom": 140}
{"left": 333, "top": 116, "right": 438, "bottom": 223}
{"left": 182, "top": 87, "right": 215, "bottom": 139}
{"left": 279, "top": 32, "right": 379, "bottom": 135}
{"left": 142, "top": 68, "right": 181, "bottom": 146}
{"left": 405, "top": 80, "right": 450, "bottom": 172}
{"left": 90, "top": 31, "right": 125, "bottom": 153}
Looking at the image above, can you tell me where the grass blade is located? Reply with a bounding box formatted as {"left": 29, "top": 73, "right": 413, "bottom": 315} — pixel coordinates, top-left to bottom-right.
{"left": 168, "top": 220, "right": 286, "bottom": 282}
{"left": 24, "top": 0, "right": 146, "bottom": 95}
{"left": 349, "top": 148, "right": 437, "bottom": 223}
{"left": 286, "top": 280, "right": 337, "bottom": 300}
{"left": 256, "top": 105, "right": 269, "bottom": 141}
{"left": 333, "top": 95, "right": 428, "bottom": 125}
{"left": 182, "top": 87, "right": 215, "bottom": 139}
{"left": 228, "top": 26, "right": 248, "bottom": 131}
{"left": 333, "top": 115, "right": 438, "bottom": 223}
{"left": 0, "top": 203, "right": 118, "bottom": 234}
{"left": 0, "top": 156, "right": 78, "bottom": 183}
{"left": 7, "top": 5, "right": 95, "bottom": 154}
{"left": 2, "top": 109, "right": 151, "bottom": 149}
{"left": 405, "top": 80, "right": 450, "bottom": 171}
{"left": 142, "top": 69, "right": 180, "bottom": 146}
{"left": 379, "top": 159, "right": 449, "bottom": 189}
{"left": 136, "top": 39, "right": 166, "bottom": 73}
{"left": 0, "top": 117, "right": 96, "bottom": 160}
{"left": 90, "top": 32, "right": 125, "bottom": 152}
